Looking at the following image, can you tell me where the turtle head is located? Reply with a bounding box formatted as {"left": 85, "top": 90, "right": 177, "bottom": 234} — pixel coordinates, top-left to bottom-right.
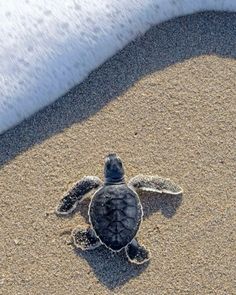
{"left": 104, "top": 153, "right": 125, "bottom": 184}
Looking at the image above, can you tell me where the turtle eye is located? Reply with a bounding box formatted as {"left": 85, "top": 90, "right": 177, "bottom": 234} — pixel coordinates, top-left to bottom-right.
{"left": 106, "top": 162, "right": 111, "bottom": 169}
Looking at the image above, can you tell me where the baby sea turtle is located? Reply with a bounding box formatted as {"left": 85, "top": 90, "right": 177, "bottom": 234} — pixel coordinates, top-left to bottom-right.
{"left": 56, "top": 153, "right": 182, "bottom": 264}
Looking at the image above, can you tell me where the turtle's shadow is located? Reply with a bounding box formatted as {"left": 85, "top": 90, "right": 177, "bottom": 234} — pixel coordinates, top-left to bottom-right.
{"left": 69, "top": 191, "right": 182, "bottom": 289}
{"left": 73, "top": 245, "right": 148, "bottom": 289}
{"left": 140, "top": 192, "right": 183, "bottom": 219}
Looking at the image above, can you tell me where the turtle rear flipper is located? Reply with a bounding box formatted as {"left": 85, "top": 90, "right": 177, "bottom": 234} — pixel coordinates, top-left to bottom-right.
{"left": 72, "top": 227, "right": 101, "bottom": 250}
{"left": 125, "top": 239, "right": 150, "bottom": 264}
{"left": 56, "top": 176, "right": 102, "bottom": 215}
{"left": 129, "top": 175, "right": 182, "bottom": 195}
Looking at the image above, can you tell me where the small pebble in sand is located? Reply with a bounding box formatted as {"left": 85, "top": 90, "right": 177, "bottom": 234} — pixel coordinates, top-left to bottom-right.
{"left": 13, "top": 239, "right": 20, "bottom": 245}
{"left": 0, "top": 278, "right": 5, "bottom": 285}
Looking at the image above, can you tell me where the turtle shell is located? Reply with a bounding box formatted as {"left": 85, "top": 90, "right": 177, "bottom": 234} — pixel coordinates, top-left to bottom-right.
{"left": 89, "top": 184, "right": 142, "bottom": 251}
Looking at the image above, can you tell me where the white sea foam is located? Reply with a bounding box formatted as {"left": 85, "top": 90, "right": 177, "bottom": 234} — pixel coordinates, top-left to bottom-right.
{"left": 0, "top": 0, "right": 235, "bottom": 134}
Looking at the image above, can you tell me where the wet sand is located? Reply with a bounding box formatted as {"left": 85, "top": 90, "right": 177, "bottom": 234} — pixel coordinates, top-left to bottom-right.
{"left": 0, "top": 12, "right": 236, "bottom": 295}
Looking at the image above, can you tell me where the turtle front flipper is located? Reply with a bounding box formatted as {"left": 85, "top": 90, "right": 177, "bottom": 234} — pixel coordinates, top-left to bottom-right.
{"left": 56, "top": 176, "right": 102, "bottom": 215}
{"left": 128, "top": 175, "right": 182, "bottom": 195}
{"left": 125, "top": 239, "right": 150, "bottom": 264}
{"left": 72, "top": 227, "right": 101, "bottom": 250}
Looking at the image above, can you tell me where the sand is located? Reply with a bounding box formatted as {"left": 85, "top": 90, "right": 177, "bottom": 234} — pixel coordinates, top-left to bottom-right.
{"left": 0, "top": 12, "right": 236, "bottom": 295}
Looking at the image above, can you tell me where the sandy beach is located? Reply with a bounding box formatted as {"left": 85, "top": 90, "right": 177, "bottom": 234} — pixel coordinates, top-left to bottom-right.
{"left": 0, "top": 12, "right": 236, "bottom": 295}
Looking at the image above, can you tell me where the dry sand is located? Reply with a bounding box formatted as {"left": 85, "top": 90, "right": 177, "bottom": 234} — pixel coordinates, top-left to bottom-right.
{"left": 0, "top": 12, "right": 236, "bottom": 295}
